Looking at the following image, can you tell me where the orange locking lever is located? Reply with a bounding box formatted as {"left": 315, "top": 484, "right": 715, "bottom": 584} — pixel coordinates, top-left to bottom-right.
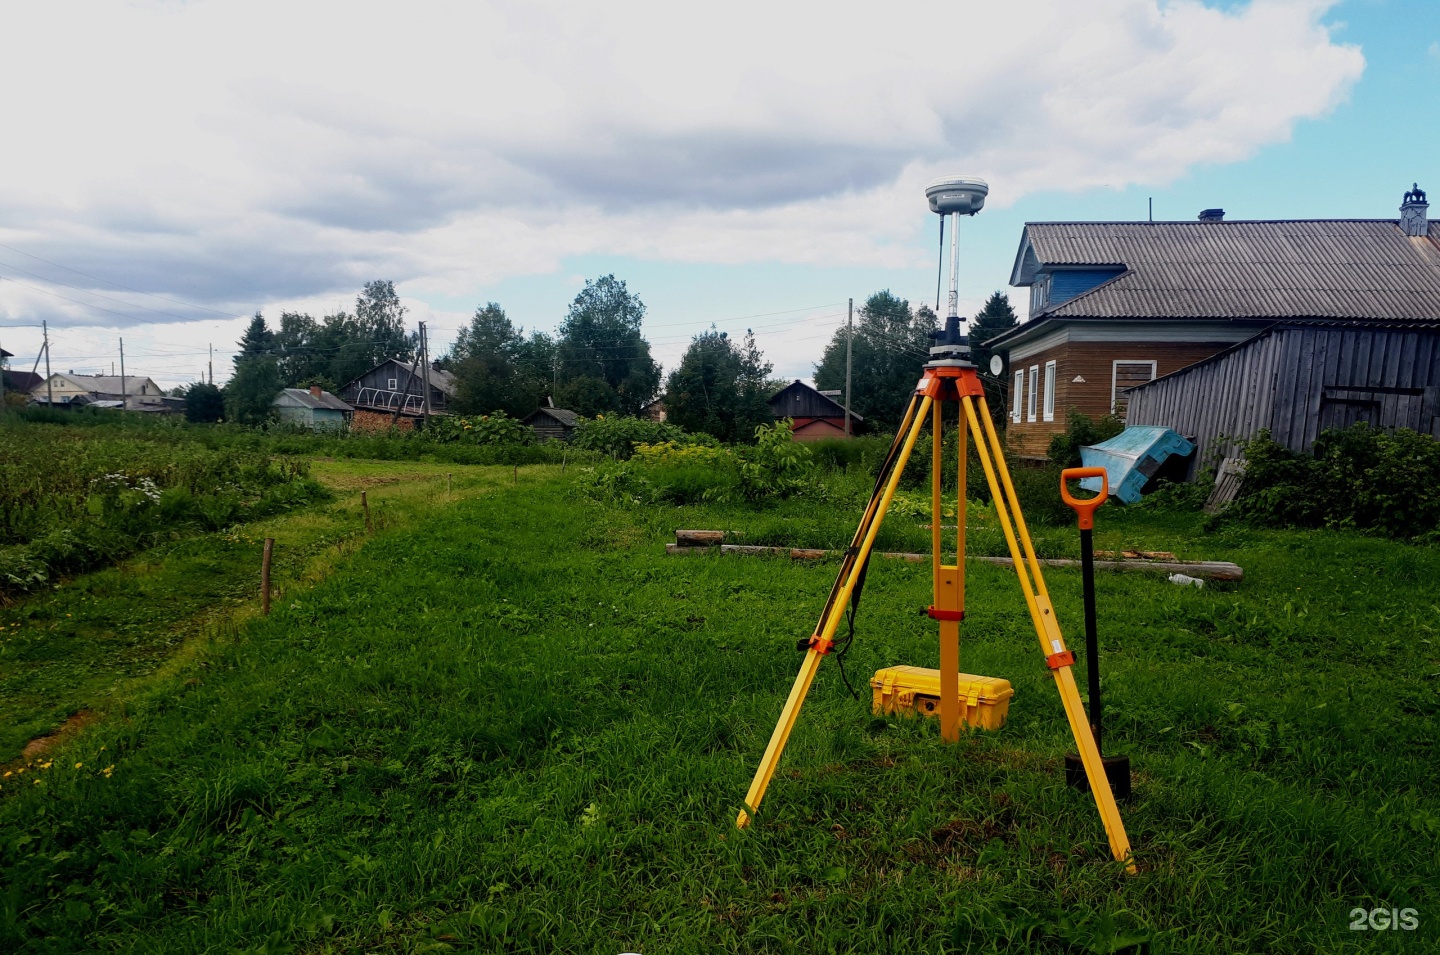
{"left": 1060, "top": 467, "right": 1109, "bottom": 531}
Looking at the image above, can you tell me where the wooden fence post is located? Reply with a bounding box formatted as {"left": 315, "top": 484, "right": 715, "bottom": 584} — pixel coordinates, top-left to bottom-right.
{"left": 261, "top": 538, "right": 274, "bottom": 615}
{"left": 447, "top": 472, "right": 452, "bottom": 497}
{"left": 361, "top": 490, "right": 373, "bottom": 534}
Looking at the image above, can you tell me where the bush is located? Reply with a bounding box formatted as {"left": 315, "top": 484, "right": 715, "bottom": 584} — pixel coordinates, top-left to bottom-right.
{"left": 1228, "top": 424, "right": 1440, "bottom": 540}
{"left": 571, "top": 416, "right": 703, "bottom": 459}
{"left": 1048, "top": 411, "right": 1124, "bottom": 468}
{"left": 423, "top": 412, "right": 535, "bottom": 446}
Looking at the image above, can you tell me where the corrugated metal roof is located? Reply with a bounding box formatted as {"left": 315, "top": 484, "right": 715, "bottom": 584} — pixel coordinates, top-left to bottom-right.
{"left": 276, "top": 387, "right": 353, "bottom": 411}
{"left": 1025, "top": 219, "right": 1440, "bottom": 320}
{"left": 525, "top": 407, "right": 582, "bottom": 428}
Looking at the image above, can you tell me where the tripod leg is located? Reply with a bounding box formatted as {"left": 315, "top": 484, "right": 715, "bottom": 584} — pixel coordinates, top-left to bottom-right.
{"left": 961, "top": 396, "right": 1135, "bottom": 872}
{"left": 931, "top": 400, "right": 962, "bottom": 742}
{"left": 737, "top": 396, "right": 934, "bottom": 828}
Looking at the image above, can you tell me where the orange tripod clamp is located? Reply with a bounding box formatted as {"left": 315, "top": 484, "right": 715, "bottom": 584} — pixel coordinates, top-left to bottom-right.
{"left": 1060, "top": 467, "right": 1109, "bottom": 530}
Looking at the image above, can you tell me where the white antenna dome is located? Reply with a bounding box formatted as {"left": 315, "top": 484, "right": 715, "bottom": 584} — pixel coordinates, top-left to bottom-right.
{"left": 926, "top": 176, "right": 989, "bottom": 216}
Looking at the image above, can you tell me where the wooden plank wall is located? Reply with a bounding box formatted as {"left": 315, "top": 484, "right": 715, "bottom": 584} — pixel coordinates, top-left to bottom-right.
{"left": 1129, "top": 326, "right": 1440, "bottom": 472}
{"left": 1270, "top": 326, "right": 1440, "bottom": 450}
{"left": 1127, "top": 333, "right": 1283, "bottom": 474}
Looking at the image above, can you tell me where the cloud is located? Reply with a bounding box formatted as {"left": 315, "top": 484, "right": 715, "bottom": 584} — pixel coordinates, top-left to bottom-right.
{"left": 0, "top": 0, "right": 1362, "bottom": 343}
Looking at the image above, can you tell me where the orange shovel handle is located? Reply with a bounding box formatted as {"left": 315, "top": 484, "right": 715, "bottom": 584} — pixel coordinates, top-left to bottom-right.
{"left": 1060, "top": 467, "right": 1108, "bottom": 530}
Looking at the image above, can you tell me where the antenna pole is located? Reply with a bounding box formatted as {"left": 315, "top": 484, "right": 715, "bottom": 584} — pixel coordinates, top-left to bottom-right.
{"left": 209, "top": 343, "right": 213, "bottom": 385}
{"left": 844, "top": 298, "right": 853, "bottom": 438}
{"left": 120, "top": 338, "right": 127, "bottom": 411}
{"left": 947, "top": 211, "right": 961, "bottom": 320}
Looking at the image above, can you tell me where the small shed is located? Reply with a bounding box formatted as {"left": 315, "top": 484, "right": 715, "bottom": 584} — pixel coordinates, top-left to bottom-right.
{"left": 273, "top": 386, "right": 354, "bottom": 431}
{"left": 768, "top": 380, "right": 862, "bottom": 440}
{"left": 1126, "top": 321, "right": 1440, "bottom": 474}
{"left": 524, "top": 407, "right": 582, "bottom": 441}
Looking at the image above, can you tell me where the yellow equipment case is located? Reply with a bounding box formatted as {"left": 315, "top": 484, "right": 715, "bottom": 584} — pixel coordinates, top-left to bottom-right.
{"left": 870, "top": 665, "right": 1014, "bottom": 731}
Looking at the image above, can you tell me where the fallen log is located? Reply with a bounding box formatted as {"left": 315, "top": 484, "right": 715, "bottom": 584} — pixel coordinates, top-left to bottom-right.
{"left": 675, "top": 529, "right": 726, "bottom": 547}
{"left": 664, "top": 542, "right": 1242, "bottom": 580}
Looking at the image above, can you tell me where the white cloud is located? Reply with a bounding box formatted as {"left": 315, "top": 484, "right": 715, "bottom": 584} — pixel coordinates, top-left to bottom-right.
{"left": 0, "top": 0, "right": 1362, "bottom": 383}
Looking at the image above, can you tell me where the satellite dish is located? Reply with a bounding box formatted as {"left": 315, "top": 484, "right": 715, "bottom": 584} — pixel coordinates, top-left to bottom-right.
{"left": 989, "top": 354, "right": 1004, "bottom": 376}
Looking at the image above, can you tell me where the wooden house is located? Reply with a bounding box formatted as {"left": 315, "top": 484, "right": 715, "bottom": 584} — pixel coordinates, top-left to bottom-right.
{"left": 339, "top": 358, "right": 456, "bottom": 432}
{"left": 273, "top": 385, "right": 353, "bottom": 431}
{"left": 767, "top": 380, "right": 862, "bottom": 440}
{"left": 1126, "top": 321, "right": 1440, "bottom": 475}
{"left": 991, "top": 188, "right": 1440, "bottom": 457}
{"left": 523, "top": 407, "right": 582, "bottom": 441}
{"left": 30, "top": 372, "right": 166, "bottom": 410}
{"left": 639, "top": 396, "right": 668, "bottom": 422}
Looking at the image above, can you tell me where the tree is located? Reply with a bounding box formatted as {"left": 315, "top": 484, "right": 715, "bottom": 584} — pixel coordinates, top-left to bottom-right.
{"left": 184, "top": 382, "right": 225, "bottom": 423}
{"left": 813, "top": 291, "right": 936, "bottom": 430}
{"left": 556, "top": 275, "right": 660, "bottom": 415}
{"left": 448, "top": 303, "right": 548, "bottom": 416}
{"left": 554, "top": 375, "right": 622, "bottom": 417}
{"left": 664, "top": 328, "right": 774, "bottom": 441}
{"left": 234, "top": 312, "right": 275, "bottom": 368}
{"left": 968, "top": 291, "right": 1019, "bottom": 379}
{"left": 223, "top": 357, "right": 282, "bottom": 425}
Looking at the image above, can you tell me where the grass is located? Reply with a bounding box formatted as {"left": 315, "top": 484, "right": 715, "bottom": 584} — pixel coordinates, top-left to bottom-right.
{"left": 0, "top": 470, "right": 1437, "bottom": 952}
{"left": 0, "top": 460, "right": 529, "bottom": 764}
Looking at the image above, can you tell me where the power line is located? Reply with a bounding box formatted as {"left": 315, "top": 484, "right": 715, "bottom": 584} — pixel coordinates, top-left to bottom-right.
{"left": 0, "top": 259, "right": 234, "bottom": 325}
{"left": 0, "top": 240, "right": 237, "bottom": 316}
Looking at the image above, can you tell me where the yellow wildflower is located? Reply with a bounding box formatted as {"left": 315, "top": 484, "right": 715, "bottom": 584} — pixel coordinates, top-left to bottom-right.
{"left": 75, "top": 762, "right": 83, "bottom": 769}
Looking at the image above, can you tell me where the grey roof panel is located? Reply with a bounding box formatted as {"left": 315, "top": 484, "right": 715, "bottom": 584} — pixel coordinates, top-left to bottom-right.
{"left": 1020, "top": 219, "right": 1440, "bottom": 321}
{"left": 276, "top": 388, "right": 353, "bottom": 411}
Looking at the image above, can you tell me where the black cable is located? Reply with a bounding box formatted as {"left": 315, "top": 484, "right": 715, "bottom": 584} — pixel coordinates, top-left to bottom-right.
{"left": 936, "top": 214, "right": 945, "bottom": 313}
{"left": 833, "top": 600, "right": 861, "bottom": 700}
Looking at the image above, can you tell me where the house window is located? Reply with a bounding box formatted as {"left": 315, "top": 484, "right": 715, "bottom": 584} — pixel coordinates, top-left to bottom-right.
{"left": 1027, "top": 365, "right": 1039, "bottom": 422}
{"left": 1043, "top": 361, "right": 1056, "bottom": 422}
{"left": 1111, "top": 360, "right": 1158, "bottom": 419}
{"left": 1011, "top": 370, "right": 1024, "bottom": 423}
{"left": 388, "top": 378, "right": 398, "bottom": 390}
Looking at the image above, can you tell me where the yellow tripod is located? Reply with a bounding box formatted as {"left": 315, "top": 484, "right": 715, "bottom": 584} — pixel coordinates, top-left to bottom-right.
{"left": 735, "top": 360, "right": 1135, "bottom": 872}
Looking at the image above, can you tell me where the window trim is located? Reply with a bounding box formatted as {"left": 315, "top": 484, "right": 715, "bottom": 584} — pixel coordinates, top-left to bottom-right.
{"left": 388, "top": 377, "right": 398, "bottom": 391}
{"left": 1011, "top": 369, "right": 1024, "bottom": 423}
{"left": 1111, "top": 359, "right": 1158, "bottom": 416}
{"left": 1042, "top": 360, "right": 1057, "bottom": 422}
{"left": 1027, "top": 365, "right": 1039, "bottom": 422}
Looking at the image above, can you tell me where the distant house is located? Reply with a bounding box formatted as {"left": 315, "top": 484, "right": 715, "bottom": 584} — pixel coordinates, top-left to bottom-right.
{"left": 339, "top": 358, "right": 457, "bottom": 432}
{"left": 1127, "top": 321, "right": 1440, "bottom": 475}
{"left": 768, "top": 380, "right": 862, "bottom": 440}
{"left": 523, "top": 406, "right": 583, "bottom": 441}
{"left": 273, "top": 386, "right": 354, "bottom": 431}
{"left": 2, "top": 369, "right": 42, "bottom": 396}
{"left": 992, "top": 185, "right": 1440, "bottom": 457}
{"left": 30, "top": 372, "right": 170, "bottom": 411}
{"left": 639, "top": 396, "right": 667, "bottom": 422}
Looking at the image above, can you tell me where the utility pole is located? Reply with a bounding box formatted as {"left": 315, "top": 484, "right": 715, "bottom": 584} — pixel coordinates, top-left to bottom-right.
{"left": 43, "top": 321, "right": 52, "bottom": 407}
{"left": 119, "top": 338, "right": 127, "bottom": 411}
{"left": 419, "top": 322, "right": 432, "bottom": 427}
{"left": 209, "top": 343, "right": 213, "bottom": 386}
{"left": 844, "top": 297, "right": 853, "bottom": 438}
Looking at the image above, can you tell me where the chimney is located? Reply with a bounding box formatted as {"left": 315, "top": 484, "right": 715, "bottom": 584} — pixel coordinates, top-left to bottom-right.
{"left": 547, "top": 395, "right": 555, "bottom": 408}
{"left": 1401, "top": 183, "right": 1428, "bottom": 237}
{"left": 1198, "top": 208, "right": 1225, "bottom": 222}
{"left": 309, "top": 384, "right": 323, "bottom": 399}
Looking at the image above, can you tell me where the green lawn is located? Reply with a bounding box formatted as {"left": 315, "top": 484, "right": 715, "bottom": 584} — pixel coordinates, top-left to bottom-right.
{"left": 1, "top": 470, "right": 1436, "bottom": 952}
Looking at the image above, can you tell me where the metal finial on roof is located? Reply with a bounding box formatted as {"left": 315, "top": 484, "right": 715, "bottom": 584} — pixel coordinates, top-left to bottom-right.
{"left": 1403, "top": 183, "right": 1427, "bottom": 204}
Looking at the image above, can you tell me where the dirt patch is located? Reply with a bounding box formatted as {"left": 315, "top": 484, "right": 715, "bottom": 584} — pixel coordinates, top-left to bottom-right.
{"left": 23, "top": 709, "right": 97, "bottom": 758}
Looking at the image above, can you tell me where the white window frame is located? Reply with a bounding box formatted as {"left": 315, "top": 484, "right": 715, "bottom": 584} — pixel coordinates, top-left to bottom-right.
{"left": 1011, "top": 369, "right": 1024, "bottom": 423}
{"left": 388, "top": 377, "right": 398, "bottom": 390}
{"left": 1042, "top": 360, "right": 1057, "bottom": 422}
{"left": 1111, "top": 360, "right": 1158, "bottom": 416}
{"left": 1026, "top": 365, "right": 1039, "bottom": 422}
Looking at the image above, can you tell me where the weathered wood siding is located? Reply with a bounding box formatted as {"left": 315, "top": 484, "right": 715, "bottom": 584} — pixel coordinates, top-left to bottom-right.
{"left": 1127, "top": 325, "right": 1440, "bottom": 470}
{"left": 770, "top": 382, "right": 847, "bottom": 420}
{"left": 1006, "top": 341, "right": 1229, "bottom": 457}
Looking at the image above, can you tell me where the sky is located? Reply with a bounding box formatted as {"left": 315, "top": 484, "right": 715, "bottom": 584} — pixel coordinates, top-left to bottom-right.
{"left": 0, "top": 0, "right": 1435, "bottom": 391}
